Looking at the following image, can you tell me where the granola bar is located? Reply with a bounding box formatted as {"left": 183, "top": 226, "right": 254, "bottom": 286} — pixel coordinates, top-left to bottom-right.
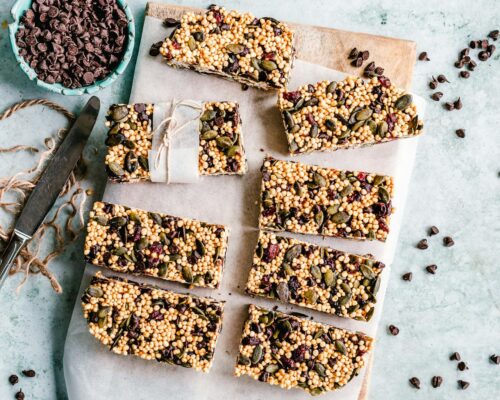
{"left": 159, "top": 5, "right": 295, "bottom": 90}
{"left": 84, "top": 201, "right": 228, "bottom": 288}
{"left": 104, "top": 101, "right": 246, "bottom": 182}
{"left": 246, "top": 232, "right": 385, "bottom": 321}
{"left": 235, "top": 305, "right": 373, "bottom": 395}
{"left": 278, "top": 76, "right": 424, "bottom": 154}
{"left": 82, "top": 272, "right": 224, "bottom": 372}
{"left": 259, "top": 157, "right": 394, "bottom": 241}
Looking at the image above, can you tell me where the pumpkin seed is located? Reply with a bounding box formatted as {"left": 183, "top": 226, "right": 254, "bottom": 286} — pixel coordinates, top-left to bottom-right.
{"left": 226, "top": 43, "right": 244, "bottom": 54}
{"left": 326, "top": 81, "right": 337, "bottom": 94}
{"left": 277, "top": 281, "right": 290, "bottom": 302}
{"left": 303, "top": 289, "right": 318, "bottom": 304}
{"left": 112, "top": 247, "right": 127, "bottom": 256}
{"left": 123, "top": 140, "right": 135, "bottom": 149}
{"left": 283, "top": 110, "right": 294, "bottom": 129}
{"left": 395, "top": 94, "right": 412, "bottom": 110}
{"left": 335, "top": 340, "right": 347, "bottom": 355}
{"left": 195, "top": 239, "right": 206, "bottom": 256}
{"left": 98, "top": 306, "right": 111, "bottom": 318}
{"left": 310, "top": 387, "right": 324, "bottom": 396}
{"left": 360, "top": 265, "right": 375, "bottom": 280}
{"left": 238, "top": 355, "right": 251, "bottom": 366}
{"left": 125, "top": 151, "right": 138, "bottom": 173}
{"left": 200, "top": 130, "right": 217, "bottom": 140}
{"left": 340, "top": 183, "right": 353, "bottom": 196}
{"left": 285, "top": 244, "right": 302, "bottom": 261}
{"left": 378, "top": 186, "right": 390, "bottom": 203}
{"left": 310, "top": 124, "right": 319, "bottom": 138}
{"left": 340, "top": 293, "right": 351, "bottom": 306}
{"left": 179, "top": 265, "right": 192, "bottom": 283}
{"left": 105, "top": 134, "right": 124, "bottom": 147}
{"left": 341, "top": 283, "right": 351, "bottom": 295}
{"left": 110, "top": 216, "right": 127, "bottom": 228}
{"left": 366, "top": 119, "right": 377, "bottom": 134}
{"left": 138, "top": 156, "right": 149, "bottom": 171}
{"left": 311, "top": 265, "right": 322, "bottom": 281}
{"left": 251, "top": 345, "right": 263, "bottom": 364}
{"left": 367, "top": 230, "right": 376, "bottom": 240}
{"left": 265, "top": 364, "right": 279, "bottom": 373}
{"left": 365, "top": 308, "right": 375, "bottom": 322}
{"left": 159, "top": 232, "right": 169, "bottom": 245}
{"left": 111, "top": 105, "right": 128, "bottom": 122}
{"left": 314, "top": 209, "right": 324, "bottom": 227}
{"left": 325, "top": 119, "right": 336, "bottom": 131}
{"left": 251, "top": 57, "right": 262, "bottom": 71}
{"left": 200, "top": 110, "right": 216, "bottom": 121}
{"left": 192, "top": 31, "right": 205, "bottom": 42}
{"left": 376, "top": 121, "right": 388, "bottom": 138}
{"left": 87, "top": 286, "right": 104, "bottom": 298}
{"left": 371, "top": 276, "right": 381, "bottom": 296}
{"left": 283, "top": 264, "right": 294, "bottom": 276}
{"left": 216, "top": 136, "right": 233, "bottom": 149}
{"left": 323, "top": 269, "right": 336, "bottom": 287}
{"left": 313, "top": 328, "right": 325, "bottom": 340}
{"left": 226, "top": 145, "right": 240, "bottom": 157}
{"left": 373, "top": 175, "right": 385, "bottom": 186}
{"left": 313, "top": 172, "right": 327, "bottom": 187}
{"left": 135, "top": 237, "right": 148, "bottom": 251}
{"left": 98, "top": 317, "right": 106, "bottom": 328}
{"left": 149, "top": 212, "right": 162, "bottom": 226}
{"left": 108, "top": 162, "right": 125, "bottom": 176}
{"left": 260, "top": 60, "right": 277, "bottom": 71}
{"left": 158, "top": 262, "right": 168, "bottom": 277}
{"left": 352, "top": 120, "right": 365, "bottom": 131}
{"left": 337, "top": 129, "right": 351, "bottom": 140}
{"left": 314, "top": 363, "right": 326, "bottom": 377}
{"left": 356, "top": 108, "right": 373, "bottom": 121}
{"left": 188, "top": 36, "right": 196, "bottom": 51}
{"left": 94, "top": 215, "right": 108, "bottom": 226}
{"left": 109, "top": 123, "right": 120, "bottom": 135}
{"left": 331, "top": 211, "right": 350, "bottom": 224}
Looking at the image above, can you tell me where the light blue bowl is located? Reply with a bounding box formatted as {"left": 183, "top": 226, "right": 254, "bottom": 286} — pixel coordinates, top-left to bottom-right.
{"left": 8, "top": 0, "right": 135, "bottom": 96}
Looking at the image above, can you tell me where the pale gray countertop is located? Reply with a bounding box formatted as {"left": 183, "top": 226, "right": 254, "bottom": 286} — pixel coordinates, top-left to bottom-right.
{"left": 0, "top": 0, "right": 499, "bottom": 399}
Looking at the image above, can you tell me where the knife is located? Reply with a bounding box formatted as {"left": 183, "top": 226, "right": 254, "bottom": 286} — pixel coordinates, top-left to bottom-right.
{"left": 0, "top": 96, "right": 100, "bottom": 289}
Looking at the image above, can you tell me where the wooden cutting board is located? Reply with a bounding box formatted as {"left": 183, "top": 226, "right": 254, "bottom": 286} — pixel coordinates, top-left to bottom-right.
{"left": 145, "top": 4, "right": 417, "bottom": 399}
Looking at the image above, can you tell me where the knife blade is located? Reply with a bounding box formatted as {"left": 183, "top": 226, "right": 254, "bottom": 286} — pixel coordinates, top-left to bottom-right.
{"left": 0, "top": 96, "right": 100, "bottom": 288}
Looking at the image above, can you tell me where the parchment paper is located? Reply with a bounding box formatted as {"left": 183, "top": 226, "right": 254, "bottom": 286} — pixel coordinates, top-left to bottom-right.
{"left": 64, "top": 16, "right": 425, "bottom": 400}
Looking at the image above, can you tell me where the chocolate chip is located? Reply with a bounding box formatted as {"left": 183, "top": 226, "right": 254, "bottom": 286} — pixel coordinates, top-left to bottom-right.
{"left": 431, "top": 92, "right": 443, "bottom": 101}
{"left": 15, "top": 390, "right": 25, "bottom": 400}
{"left": 450, "top": 352, "right": 461, "bottom": 361}
{"left": 163, "top": 18, "right": 180, "bottom": 27}
{"left": 444, "top": 102, "right": 455, "bottom": 111}
{"left": 22, "top": 370, "right": 36, "bottom": 378}
{"left": 488, "top": 30, "right": 499, "bottom": 41}
{"left": 388, "top": 325, "right": 400, "bottom": 336}
{"left": 417, "top": 239, "right": 428, "bottom": 249}
{"left": 455, "top": 60, "right": 465, "bottom": 68}
{"left": 458, "top": 380, "right": 470, "bottom": 390}
{"left": 429, "top": 226, "right": 439, "bottom": 236}
{"left": 468, "top": 60, "right": 477, "bottom": 71}
{"left": 460, "top": 70, "right": 470, "bottom": 78}
{"left": 426, "top": 264, "right": 437, "bottom": 274}
{"left": 487, "top": 44, "right": 496, "bottom": 53}
{"left": 374, "top": 66, "right": 384, "bottom": 75}
{"left": 241, "top": 84, "right": 249, "bottom": 91}
{"left": 431, "top": 376, "right": 443, "bottom": 388}
{"left": 402, "top": 272, "right": 413, "bottom": 281}
{"left": 437, "top": 74, "right": 449, "bottom": 83}
{"left": 352, "top": 57, "right": 363, "bottom": 68}
{"left": 9, "top": 375, "right": 19, "bottom": 385}
{"left": 361, "top": 50, "right": 370, "bottom": 60}
{"left": 409, "top": 377, "right": 421, "bottom": 389}
{"left": 443, "top": 236, "right": 455, "bottom": 247}
{"left": 149, "top": 41, "right": 162, "bottom": 57}
{"left": 429, "top": 77, "right": 439, "bottom": 89}
{"left": 455, "top": 129, "right": 465, "bottom": 138}
{"left": 469, "top": 40, "right": 478, "bottom": 49}
{"left": 458, "top": 361, "right": 469, "bottom": 371}
{"left": 418, "top": 51, "right": 430, "bottom": 61}
{"left": 490, "top": 354, "right": 500, "bottom": 364}
{"left": 478, "top": 50, "right": 490, "bottom": 61}
{"left": 348, "top": 47, "right": 359, "bottom": 59}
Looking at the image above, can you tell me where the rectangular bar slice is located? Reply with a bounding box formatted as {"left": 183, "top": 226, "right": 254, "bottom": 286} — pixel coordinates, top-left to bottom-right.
{"left": 159, "top": 5, "right": 295, "bottom": 90}
{"left": 104, "top": 101, "right": 246, "bottom": 183}
{"left": 259, "top": 157, "right": 394, "bottom": 241}
{"left": 235, "top": 305, "right": 373, "bottom": 395}
{"left": 278, "top": 76, "right": 424, "bottom": 154}
{"left": 82, "top": 272, "right": 224, "bottom": 372}
{"left": 246, "top": 232, "right": 385, "bottom": 321}
{"left": 84, "top": 201, "right": 229, "bottom": 288}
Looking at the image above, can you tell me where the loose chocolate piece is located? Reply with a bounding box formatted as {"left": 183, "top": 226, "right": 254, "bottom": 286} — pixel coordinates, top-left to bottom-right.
{"left": 426, "top": 264, "right": 437, "bottom": 274}
{"left": 348, "top": 48, "right": 359, "bottom": 59}
{"left": 241, "top": 84, "right": 249, "bottom": 91}
{"left": 458, "top": 361, "right": 469, "bottom": 371}
{"left": 8, "top": 375, "right": 19, "bottom": 385}
{"left": 431, "top": 92, "right": 443, "bottom": 101}
{"left": 431, "top": 376, "right": 443, "bottom": 388}
{"left": 437, "top": 74, "right": 449, "bottom": 83}
{"left": 487, "top": 44, "right": 496, "bottom": 53}
{"left": 478, "top": 51, "right": 490, "bottom": 61}
{"left": 15, "top": 389, "right": 25, "bottom": 400}
{"left": 417, "top": 239, "right": 429, "bottom": 249}
{"left": 458, "top": 380, "right": 470, "bottom": 390}
{"left": 402, "top": 272, "right": 413, "bottom": 281}
{"left": 163, "top": 17, "right": 180, "bottom": 27}
{"left": 443, "top": 236, "right": 455, "bottom": 247}
{"left": 488, "top": 30, "right": 499, "bottom": 41}
{"left": 429, "top": 77, "right": 439, "bottom": 89}
{"left": 15, "top": 0, "right": 129, "bottom": 89}
{"left": 21, "top": 370, "right": 35, "bottom": 378}
{"left": 429, "top": 226, "right": 439, "bottom": 236}
{"left": 388, "top": 325, "right": 400, "bottom": 336}
{"left": 450, "top": 352, "right": 461, "bottom": 361}
{"left": 455, "top": 129, "right": 466, "bottom": 138}
{"left": 352, "top": 57, "right": 363, "bottom": 68}
{"left": 361, "top": 50, "right": 370, "bottom": 60}
{"left": 418, "top": 51, "right": 430, "bottom": 61}
{"left": 409, "top": 377, "right": 421, "bottom": 389}
{"left": 149, "top": 41, "right": 163, "bottom": 57}
{"left": 445, "top": 102, "right": 455, "bottom": 111}
{"left": 455, "top": 60, "right": 465, "bottom": 68}
{"left": 234, "top": 305, "right": 373, "bottom": 395}
{"left": 490, "top": 354, "right": 500, "bottom": 364}
{"left": 454, "top": 98, "right": 463, "bottom": 110}
{"left": 468, "top": 60, "right": 477, "bottom": 71}
{"left": 82, "top": 272, "right": 224, "bottom": 372}
{"left": 469, "top": 40, "right": 478, "bottom": 49}
{"left": 460, "top": 70, "right": 470, "bottom": 78}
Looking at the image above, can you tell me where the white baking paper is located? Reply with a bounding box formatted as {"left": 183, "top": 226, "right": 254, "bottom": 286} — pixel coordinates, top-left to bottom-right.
{"left": 64, "top": 15, "right": 425, "bottom": 400}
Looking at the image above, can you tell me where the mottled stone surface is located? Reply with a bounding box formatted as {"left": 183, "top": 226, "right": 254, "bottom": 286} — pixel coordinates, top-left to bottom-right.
{"left": 0, "top": 0, "right": 499, "bottom": 399}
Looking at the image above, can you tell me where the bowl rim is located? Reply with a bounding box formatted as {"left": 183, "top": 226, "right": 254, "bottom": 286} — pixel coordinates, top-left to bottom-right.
{"left": 8, "top": 0, "right": 135, "bottom": 96}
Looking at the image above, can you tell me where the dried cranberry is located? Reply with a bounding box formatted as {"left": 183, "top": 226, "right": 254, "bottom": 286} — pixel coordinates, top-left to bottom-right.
{"left": 306, "top": 113, "right": 316, "bottom": 126}
{"left": 242, "top": 336, "right": 261, "bottom": 345}
{"left": 263, "top": 243, "right": 280, "bottom": 262}
{"left": 288, "top": 276, "right": 300, "bottom": 296}
{"left": 385, "top": 113, "right": 397, "bottom": 132}
{"left": 378, "top": 76, "right": 391, "bottom": 88}
{"left": 283, "top": 90, "right": 301, "bottom": 104}
{"left": 292, "top": 344, "right": 308, "bottom": 362}
{"left": 280, "top": 356, "right": 296, "bottom": 370}
{"left": 149, "top": 241, "right": 163, "bottom": 255}
{"left": 357, "top": 172, "right": 367, "bottom": 181}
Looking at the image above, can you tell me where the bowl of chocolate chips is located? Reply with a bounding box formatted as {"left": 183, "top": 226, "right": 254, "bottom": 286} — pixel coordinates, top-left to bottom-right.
{"left": 8, "top": 0, "right": 135, "bottom": 95}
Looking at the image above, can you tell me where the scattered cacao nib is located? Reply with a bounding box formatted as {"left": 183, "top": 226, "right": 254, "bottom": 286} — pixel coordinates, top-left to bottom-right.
{"left": 426, "top": 264, "right": 437, "bottom": 274}
{"left": 431, "top": 375, "right": 443, "bottom": 388}
{"left": 490, "top": 354, "right": 500, "bottom": 364}
{"left": 458, "top": 361, "right": 469, "bottom": 371}
{"left": 455, "top": 129, "right": 465, "bottom": 138}
{"left": 388, "top": 325, "right": 400, "bottom": 336}
{"left": 417, "top": 239, "right": 429, "bottom": 249}
{"left": 9, "top": 375, "right": 19, "bottom": 385}
{"left": 409, "top": 377, "right": 421, "bottom": 389}
{"left": 458, "top": 380, "right": 470, "bottom": 390}
{"left": 459, "top": 70, "right": 470, "bottom": 78}
{"left": 21, "top": 370, "right": 35, "bottom": 378}
{"left": 431, "top": 92, "right": 443, "bottom": 101}
{"left": 429, "top": 226, "right": 439, "bottom": 236}
{"left": 450, "top": 352, "right": 461, "bottom": 361}
{"left": 418, "top": 51, "right": 430, "bottom": 61}
{"left": 402, "top": 272, "right": 413, "bottom": 281}
{"left": 443, "top": 236, "right": 455, "bottom": 247}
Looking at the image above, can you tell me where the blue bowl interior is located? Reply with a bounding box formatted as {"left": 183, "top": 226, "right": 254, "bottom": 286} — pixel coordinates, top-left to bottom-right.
{"left": 9, "top": 0, "right": 135, "bottom": 96}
